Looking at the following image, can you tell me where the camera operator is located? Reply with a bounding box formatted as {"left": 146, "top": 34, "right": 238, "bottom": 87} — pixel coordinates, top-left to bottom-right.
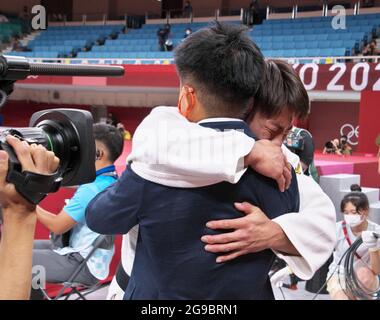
{"left": 0, "top": 136, "right": 59, "bottom": 300}
{"left": 30, "top": 123, "right": 123, "bottom": 299}
{"left": 284, "top": 127, "right": 319, "bottom": 182}
{"left": 339, "top": 135, "right": 352, "bottom": 156}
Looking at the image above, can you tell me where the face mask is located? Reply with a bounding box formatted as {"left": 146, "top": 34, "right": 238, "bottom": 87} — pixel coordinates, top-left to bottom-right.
{"left": 186, "top": 30, "right": 191, "bottom": 35}
{"left": 344, "top": 214, "right": 364, "bottom": 227}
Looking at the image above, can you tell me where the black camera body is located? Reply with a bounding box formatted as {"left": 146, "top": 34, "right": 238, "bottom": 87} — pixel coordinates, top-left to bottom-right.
{"left": 0, "top": 109, "right": 96, "bottom": 204}
{"left": 0, "top": 55, "right": 124, "bottom": 204}
{"left": 29, "top": 109, "right": 96, "bottom": 187}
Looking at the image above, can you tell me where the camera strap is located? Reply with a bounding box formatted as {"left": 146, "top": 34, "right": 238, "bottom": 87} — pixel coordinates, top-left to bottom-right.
{"left": 7, "top": 168, "right": 63, "bottom": 205}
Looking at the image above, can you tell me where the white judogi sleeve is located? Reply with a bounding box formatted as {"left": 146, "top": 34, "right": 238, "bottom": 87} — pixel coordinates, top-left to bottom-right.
{"left": 122, "top": 226, "right": 139, "bottom": 276}
{"left": 125, "top": 106, "right": 336, "bottom": 280}
{"left": 128, "top": 106, "right": 255, "bottom": 187}
{"left": 272, "top": 174, "right": 337, "bottom": 280}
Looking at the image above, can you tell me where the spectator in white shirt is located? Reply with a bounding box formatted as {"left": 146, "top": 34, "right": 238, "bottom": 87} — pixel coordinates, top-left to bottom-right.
{"left": 327, "top": 192, "right": 380, "bottom": 300}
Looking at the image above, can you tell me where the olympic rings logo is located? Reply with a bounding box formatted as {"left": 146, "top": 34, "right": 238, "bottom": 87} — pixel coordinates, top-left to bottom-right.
{"left": 340, "top": 124, "right": 359, "bottom": 145}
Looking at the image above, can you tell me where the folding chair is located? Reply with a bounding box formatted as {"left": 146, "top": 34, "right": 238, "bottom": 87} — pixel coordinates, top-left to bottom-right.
{"left": 40, "top": 234, "right": 115, "bottom": 300}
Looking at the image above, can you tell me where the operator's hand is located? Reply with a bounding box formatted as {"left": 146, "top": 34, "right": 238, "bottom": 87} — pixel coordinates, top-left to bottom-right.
{"left": 362, "top": 230, "right": 380, "bottom": 252}
{"left": 245, "top": 139, "right": 292, "bottom": 192}
{"left": 0, "top": 80, "right": 15, "bottom": 107}
{"left": 201, "top": 202, "right": 282, "bottom": 263}
{"left": 0, "top": 135, "right": 60, "bottom": 211}
{"left": 0, "top": 80, "right": 14, "bottom": 96}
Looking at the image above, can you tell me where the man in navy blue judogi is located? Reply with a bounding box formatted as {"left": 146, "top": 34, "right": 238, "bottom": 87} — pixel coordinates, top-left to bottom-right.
{"left": 86, "top": 22, "right": 300, "bottom": 299}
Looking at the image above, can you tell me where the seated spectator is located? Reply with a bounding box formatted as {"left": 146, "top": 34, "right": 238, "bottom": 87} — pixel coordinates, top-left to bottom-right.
{"left": 322, "top": 142, "right": 334, "bottom": 154}
{"left": 96, "top": 37, "right": 106, "bottom": 45}
{"left": 117, "top": 123, "right": 132, "bottom": 140}
{"left": 323, "top": 140, "right": 342, "bottom": 155}
{"left": 12, "top": 40, "right": 23, "bottom": 52}
{"left": 184, "top": 28, "right": 192, "bottom": 39}
{"left": 339, "top": 135, "right": 352, "bottom": 156}
{"left": 30, "top": 124, "right": 123, "bottom": 299}
{"left": 165, "top": 39, "right": 174, "bottom": 51}
{"left": 363, "top": 40, "right": 379, "bottom": 56}
{"left": 326, "top": 192, "right": 380, "bottom": 300}
{"left": 11, "top": 38, "right": 30, "bottom": 52}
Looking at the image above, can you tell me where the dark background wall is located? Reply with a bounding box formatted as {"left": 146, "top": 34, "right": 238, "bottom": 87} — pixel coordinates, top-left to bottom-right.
{"left": 2, "top": 101, "right": 151, "bottom": 135}
{"left": 2, "top": 100, "right": 363, "bottom": 152}
{"left": 308, "top": 101, "right": 360, "bottom": 150}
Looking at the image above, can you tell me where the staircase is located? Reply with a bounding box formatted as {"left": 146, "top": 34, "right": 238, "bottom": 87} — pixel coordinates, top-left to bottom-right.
{"left": 319, "top": 174, "right": 380, "bottom": 224}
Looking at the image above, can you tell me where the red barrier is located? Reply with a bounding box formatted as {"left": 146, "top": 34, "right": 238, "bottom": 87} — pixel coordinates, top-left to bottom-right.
{"left": 358, "top": 91, "right": 380, "bottom": 154}
{"left": 21, "top": 65, "right": 179, "bottom": 88}
{"left": 19, "top": 63, "right": 380, "bottom": 92}
{"left": 293, "top": 62, "right": 380, "bottom": 92}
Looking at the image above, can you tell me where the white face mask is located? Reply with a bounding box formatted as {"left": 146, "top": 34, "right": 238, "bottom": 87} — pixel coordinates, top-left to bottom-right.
{"left": 344, "top": 214, "right": 364, "bottom": 227}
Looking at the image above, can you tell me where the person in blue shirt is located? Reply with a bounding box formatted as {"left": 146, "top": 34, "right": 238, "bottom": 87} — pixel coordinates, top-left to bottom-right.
{"left": 86, "top": 23, "right": 302, "bottom": 300}
{"left": 31, "top": 123, "right": 124, "bottom": 299}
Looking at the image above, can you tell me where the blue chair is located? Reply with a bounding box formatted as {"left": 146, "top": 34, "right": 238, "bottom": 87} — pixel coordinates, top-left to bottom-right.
{"left": 272, "top": 42, "right": 283, "bottom": 50}
{"left": 296, "top": 49, "right": 308, "bottom": 58}
{"left": 319, "top": 41, "right": 331, "bottom": 49}
{"left": 273, "top": 50, "right": 284, "bottom": 57}
{"left": 283, "top": 42, "right": 295, "bottom": 50}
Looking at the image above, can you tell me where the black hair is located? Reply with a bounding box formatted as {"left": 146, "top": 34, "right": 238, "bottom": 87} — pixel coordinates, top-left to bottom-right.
{"left": 93, "top": 123, "right": 124, "bottom": 162}
{"left": 340, "top": 135, "right": 348, "bottom": 146}
{"left": 340, "top": 192, "right": 369, "bottom": 213}
{"left": 325, "top": 141, "right": 334, "bottom": 149}
{"left": 250, "top": 59, "right": 310, "bottom": 121}
{"left": 350, "top": 184, "right": 362, "bottom": 192}
{"left": 174, "top": 22, "right": 265, "bottom": 119}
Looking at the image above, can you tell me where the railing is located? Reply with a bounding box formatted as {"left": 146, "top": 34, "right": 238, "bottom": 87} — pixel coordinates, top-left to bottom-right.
{"left": 46, "top": 4, "right": 380, "bottom": 29}
{"left": 20, "top": 56, "right": 380, "bottom": 66}
{"left": 265, "top": 1, "right": 380, "bottom": 20}
{"left": 145, "top": 6, "right": 243, "bottom": 21}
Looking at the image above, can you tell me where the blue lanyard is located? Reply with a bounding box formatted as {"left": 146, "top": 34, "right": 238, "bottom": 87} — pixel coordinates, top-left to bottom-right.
{"left": 96, "top": 165, "right": 118, "bottom": 179}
